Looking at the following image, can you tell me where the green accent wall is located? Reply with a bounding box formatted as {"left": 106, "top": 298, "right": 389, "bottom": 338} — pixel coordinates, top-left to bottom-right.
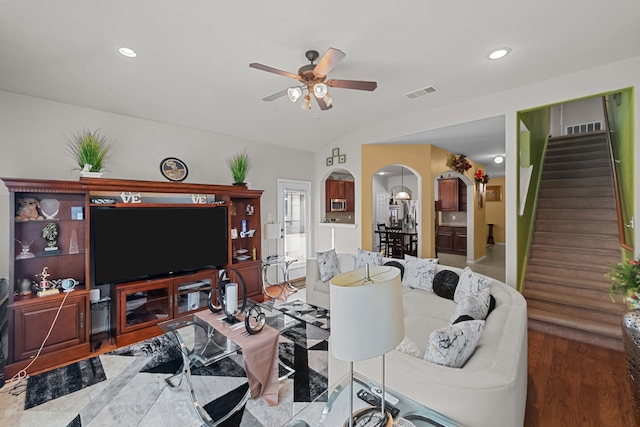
{"left": 516, "top": 108, "right": 550, "bottom": 291}
{"left": 606, "top": 88, "right": 635, "bottom": 256}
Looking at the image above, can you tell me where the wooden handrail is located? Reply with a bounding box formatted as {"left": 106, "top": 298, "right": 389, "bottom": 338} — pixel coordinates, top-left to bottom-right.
{"left": 601, "top": 96, "right": 633, "bottom": 252}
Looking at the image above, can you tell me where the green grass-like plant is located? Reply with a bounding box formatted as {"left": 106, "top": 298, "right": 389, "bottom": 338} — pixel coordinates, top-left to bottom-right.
{"left": 66, "top": 128, "right": 113, "bottom": 172}
{"left": 227, "top": 148, "right": 250, "bottom": 183}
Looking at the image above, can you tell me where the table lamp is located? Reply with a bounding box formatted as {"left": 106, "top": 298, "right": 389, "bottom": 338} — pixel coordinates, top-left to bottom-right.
{"left": 330, "top": 265, "right": 404, "bottom": 427}
{"left": 264, "top": 222, "right": 281, "bottom": 259}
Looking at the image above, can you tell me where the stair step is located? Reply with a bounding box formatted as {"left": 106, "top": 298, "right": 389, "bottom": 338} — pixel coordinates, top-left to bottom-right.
{"left": 540, "top": 176, "right": 613, "bottom": 189}
{"left": 537, "top": 196, "right": 615, "bottom": 209}
{"left": 532, "top": 232, "right": 620, "bottom": 250}
{"left": 534, "top": 219, "right": 619, "bottom": 235}
{"left": 525, "top": 263, "right": 611, "bottom": 284}
{"left": 524, "top": 278, "right": 609, "bottom": 300}
{"left": 542, "top": 166, "right": 612, "bottom": 179}
{"left": 524, "top": 290, "right": 626, "bottom": 324}
{"left": 535, "top": 208, "right": 617, "bottom": 221}
{"left": 529, "top": 244, "right": 621, "bottom": 265}
{"left": 548, "top": 131, "right": 607, "bottom": 146}
{"left": 539, "top": 186, "right": 613, "bottom": 198}
{"left": 527, "top": 308, "right": 623, "bottom": 351}
{"left": 543, "top": 158, "right": 610, "bottom": 172}
{"left": 544, "top": 149, "right": 610, "bottom": 164}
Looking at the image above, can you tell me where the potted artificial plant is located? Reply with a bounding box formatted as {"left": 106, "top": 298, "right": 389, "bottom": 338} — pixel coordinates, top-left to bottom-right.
{"left": 66, "top": 128, "right": 113, "bottom": 178}
{"left": 227, "top": 148, "right": 250, "bottom": 186}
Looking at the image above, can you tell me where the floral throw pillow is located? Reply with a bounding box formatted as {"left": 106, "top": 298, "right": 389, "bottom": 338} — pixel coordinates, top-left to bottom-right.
{"left": 424, "top": 320, "right": 485, "bottom": 368}
{"left": 355, "top": 248, "right": 383, "bottom": 270}
{"left": 450, "top": 288, "right": 491, "bottom": 323}
{"left": 317, "top": 249, "right": 341, "bottom": 282}
{"left": 454, "top": 267, "right": 491, "bottom": 303}
{"left": 402, "top": 255, "right": 438, "bottom": 291}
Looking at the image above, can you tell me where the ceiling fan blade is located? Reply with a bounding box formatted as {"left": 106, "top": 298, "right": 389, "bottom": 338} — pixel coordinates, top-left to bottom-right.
{"left": 315, "top": 95, "right": 333, "bottom": 111}
{"left": 249, "top": 63, "right": 298, "bottom": 80}
{"left": 313, "top": 48, "right": 346, "bottom": 77}
{"left": 327, "top": 79, "right": 378, "bottom": 91}
{"left": 262, "top": 89, "right": 288, "bottom": 102}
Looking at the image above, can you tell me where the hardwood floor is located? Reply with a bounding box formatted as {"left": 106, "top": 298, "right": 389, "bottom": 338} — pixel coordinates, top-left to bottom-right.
{"left": 525, "top": 330, "right": 637, "bottom": 426}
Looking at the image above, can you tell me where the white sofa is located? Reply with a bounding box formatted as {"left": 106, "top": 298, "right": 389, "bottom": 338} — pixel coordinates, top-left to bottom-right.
{"left": 307, "top": 253, "right": 528, "bottom": 427}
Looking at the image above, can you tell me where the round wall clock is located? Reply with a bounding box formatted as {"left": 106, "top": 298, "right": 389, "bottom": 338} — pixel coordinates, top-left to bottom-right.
{"left": 160, "top": 157, "right": 188, "bottom": 182}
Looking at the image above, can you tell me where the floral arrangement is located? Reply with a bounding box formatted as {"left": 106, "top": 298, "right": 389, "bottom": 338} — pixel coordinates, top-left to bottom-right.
{"left": 447, "top": 154, "right": 472, "bottom": 174}
{"left": 475, "top": 169, "right": 489, "bottom": 184}
{"left": 607, "top": 256, "right": 640, "bottom": 309}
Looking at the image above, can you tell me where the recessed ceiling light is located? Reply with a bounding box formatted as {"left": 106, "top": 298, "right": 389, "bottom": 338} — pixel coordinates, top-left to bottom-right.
{"left": 486, "top": 47, "right": 511, "bottom": 60}
{"left": 494, "top": 155, "right": 505, "bottom": 164}
{"left": 118, "top": 47, "right": 137, "bottom": 58}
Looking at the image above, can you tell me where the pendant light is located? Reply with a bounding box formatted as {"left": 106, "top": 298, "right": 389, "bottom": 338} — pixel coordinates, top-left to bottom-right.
{"left": 395, "top": 166, "right": 411, "bottom": 200}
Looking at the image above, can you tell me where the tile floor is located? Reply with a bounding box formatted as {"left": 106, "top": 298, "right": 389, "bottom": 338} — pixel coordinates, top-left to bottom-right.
{"left": 437, "top": 244, "right": 506, "bottom": 283}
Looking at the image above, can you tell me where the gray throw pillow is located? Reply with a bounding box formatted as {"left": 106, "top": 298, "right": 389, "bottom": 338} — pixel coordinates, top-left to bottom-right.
{"left": 424, "top": 320, "right": 485, "bottom": 368}
{"left": 450, "top": 288, "right": 491, "bottom": 323}
{"left": 355, "top": 248, "right": 383, "bottom": 270}
{"left": 402, "top": 255, "right": 438, "bottom": 291}
{"left": 316, "top": 249, "right": 341, "bottom": 282}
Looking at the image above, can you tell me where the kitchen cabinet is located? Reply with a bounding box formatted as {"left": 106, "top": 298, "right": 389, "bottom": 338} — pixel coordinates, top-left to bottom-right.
{"left": 325, "top": 179, "right": 355, "bottom": 212}
{"left": 436, "top": 226, "right": 467, "bottom": 255}
{"left": 438, "top": 178, "right": 466, "bottom": 211}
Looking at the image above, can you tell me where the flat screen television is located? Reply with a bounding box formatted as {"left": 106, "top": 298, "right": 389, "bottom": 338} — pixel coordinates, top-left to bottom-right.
{"left": 90, "top": 206, "right": 228, "bottom": 285}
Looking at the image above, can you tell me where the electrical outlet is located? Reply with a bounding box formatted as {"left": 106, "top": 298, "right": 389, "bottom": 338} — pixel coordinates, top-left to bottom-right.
{"left": 267, "top": 214, "right": 272, "bottom": 222}
{"left": 452, "top": 215, "right": 456, "bottom": 220}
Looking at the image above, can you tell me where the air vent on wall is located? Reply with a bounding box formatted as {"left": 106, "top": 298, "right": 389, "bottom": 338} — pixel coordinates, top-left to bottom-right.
{"left": 405, "top": 85, "right": 439, "bottom": 99}
{"left": 565, "top": 121, "right": 603, "bottom": 135}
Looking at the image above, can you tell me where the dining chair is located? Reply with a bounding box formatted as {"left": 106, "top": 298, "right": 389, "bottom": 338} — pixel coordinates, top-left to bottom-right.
{"left": 376, "top": 223, "right": 389, "bottom": 255}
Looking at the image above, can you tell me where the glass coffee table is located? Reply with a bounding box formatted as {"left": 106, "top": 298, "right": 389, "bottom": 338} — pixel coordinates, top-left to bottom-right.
{"left": 282, "top": 372, "right": 463, "bottom": 427}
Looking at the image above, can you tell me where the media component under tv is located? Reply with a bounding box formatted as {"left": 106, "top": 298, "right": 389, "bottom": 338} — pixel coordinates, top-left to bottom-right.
{"left": 90, "top": 206, "right": 228, "bottom": 285}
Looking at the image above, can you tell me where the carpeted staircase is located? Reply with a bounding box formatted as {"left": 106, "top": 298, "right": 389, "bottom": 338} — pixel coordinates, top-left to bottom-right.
{"left": 523, "top": 131, "right": 627, "bottom": 351}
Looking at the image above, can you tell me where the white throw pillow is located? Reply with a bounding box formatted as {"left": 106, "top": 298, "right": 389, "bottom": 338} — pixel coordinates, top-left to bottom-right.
{"left": 395, "top": 336, "right": 422, "bottom": 358}
{"left": 317, "top": 249, "right": 341, "bottom": 282}
{"left": 450, "top": 288, "right": 491, "bottom": 324}
{"left": 454, "top": 267, "right": 491, "bottom": 303}
{"left": 424, "top": 320, "right": 485, "bottom": 368}
{"left": 402, "top": 255, "right": 438, "bottom": 291}
{"left": 355, "top": 248, "right": 383, "bottom": 270}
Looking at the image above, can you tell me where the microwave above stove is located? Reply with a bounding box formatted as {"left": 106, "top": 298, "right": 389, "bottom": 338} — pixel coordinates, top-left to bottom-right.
{"left": 330, "top": 199, "right": 347, "bottom": 212}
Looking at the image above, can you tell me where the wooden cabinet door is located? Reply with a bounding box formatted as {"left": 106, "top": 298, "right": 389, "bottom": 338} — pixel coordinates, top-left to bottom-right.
{"left": 344, "top": 181, "right": 355, "bottom": 211}
{"left": 436, "top": 226, "right": 454, "bottom": 252}
{"left": 438, "top": 179, "right": 459, "bottom": 211}
{"left": 454, "top": 227, "right": 467, "bottom": 255}
{"left": 227, "top": 261, "right": 263, "bottom": 301}
{"left": 116, "top": 279, "right": 172, "bottom": 336}
{"left": 12, "top": 292, "right": 88, "bottom": 362}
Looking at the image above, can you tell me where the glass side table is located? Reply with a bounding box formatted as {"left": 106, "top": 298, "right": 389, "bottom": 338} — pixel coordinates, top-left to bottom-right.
{"left": 157, "top": 314, "right": 249, "bottom": 426}
{"left": 283, "top": 372, "right": 463, "bottom": 427}
{"left": 262, "top": 256, "right": 298, "bottom": 299}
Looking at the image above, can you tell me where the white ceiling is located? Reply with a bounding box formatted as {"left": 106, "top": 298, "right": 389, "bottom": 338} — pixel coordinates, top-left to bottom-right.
{"left": 1, "top": 0, "right": 639, "bottom": 178}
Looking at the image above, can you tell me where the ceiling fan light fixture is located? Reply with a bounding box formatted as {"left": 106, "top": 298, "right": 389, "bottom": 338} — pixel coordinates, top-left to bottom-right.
{"left": 301, "top": 95, "right": 312, "bottom": 110}
{"left": 313, "top": 83, "right": 328, "bottom": 98}
{"left": 322, "top": 93, "right": 333, "bottom": 107}
{"left": 287, "top": 86, "right": 303, "bottom": 102}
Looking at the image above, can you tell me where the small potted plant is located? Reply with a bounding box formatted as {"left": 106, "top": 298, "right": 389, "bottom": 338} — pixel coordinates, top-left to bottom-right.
{"left": 66, "top": 128, "right": 113, "bottom": 177}
{"left": 607, "top": 256, "right": 640, "bottom": 310}
{"left": 227, "top": 148, "right": 250, "bottom": 186}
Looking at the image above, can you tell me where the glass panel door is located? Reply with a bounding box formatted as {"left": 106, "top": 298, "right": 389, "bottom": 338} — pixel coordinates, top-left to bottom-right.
{"left": 277, "top": 179, "right": 311, "bottom": 273}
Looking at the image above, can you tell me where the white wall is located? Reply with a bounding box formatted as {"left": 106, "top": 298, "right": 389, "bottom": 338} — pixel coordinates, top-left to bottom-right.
{"left": 0, "top": 90, "right": 314, "bottom": 279}
{"left": 313, "top": 55, "right": 640, "bottom": 288}
{"left": 550, "top": 96, "right": 605, "bottom": 136}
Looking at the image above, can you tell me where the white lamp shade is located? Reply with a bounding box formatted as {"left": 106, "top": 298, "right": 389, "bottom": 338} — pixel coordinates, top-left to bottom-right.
{"left": 330, "top": 266, "right": 404, "bottom": 362}
{"left": 287, "top": 87, "right": 302, "bottom": 102}
{"left": 264, "top": 223, "right": 281, "bottom": 240}
{"left": 313, "top": 83, "right": 328, "bottom": 98}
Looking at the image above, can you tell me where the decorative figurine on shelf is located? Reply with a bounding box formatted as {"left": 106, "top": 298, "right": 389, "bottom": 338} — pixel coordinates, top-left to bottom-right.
{"left": 35, "top": 267, "right": 58, "bottom": 296}
{"left": 42, "top": 222, "right": 60, "bottom": 255}
{"left": 15, "top": 197, "right": 43, "bottom": 221}
{"left": 15, "top": 239, "right": 35, "bottom": 260}
{"left": 39, "top": 198, "right": 61, "bottom": 220}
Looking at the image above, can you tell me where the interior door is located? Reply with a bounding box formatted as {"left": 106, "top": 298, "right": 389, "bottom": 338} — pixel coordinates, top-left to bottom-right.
{"left": 277, "top": 179, "right": 311, "bottom": 279}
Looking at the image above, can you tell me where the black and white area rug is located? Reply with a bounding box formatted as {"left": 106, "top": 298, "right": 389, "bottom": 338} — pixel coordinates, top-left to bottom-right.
{"left": 13, "top": 313, "right": 329, "bottom": 427}
{"left": 269, "top": 300, "right": 330, "bottom": 332}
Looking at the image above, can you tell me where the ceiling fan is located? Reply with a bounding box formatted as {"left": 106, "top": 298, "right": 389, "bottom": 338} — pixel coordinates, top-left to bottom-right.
{"left": 249, "top": 48, "right": 377, "bottom": 111}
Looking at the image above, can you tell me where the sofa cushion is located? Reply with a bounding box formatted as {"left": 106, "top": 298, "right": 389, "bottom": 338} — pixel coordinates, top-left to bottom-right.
{"left": 317, "top": 249, "right": 341, "bottom": 282}
{"left": 424, "top": 319, "right": 485, "bottom": 368}
{"left": 432, "top": 269, "right": 460, "bottom": 300}
{"left": 402, "top": 255, "right": 438, "bottom": 291}
{"left": 450, "top": 288, "right": 491, "bottom": 323}
{"left": 454, "top": 267, "right": 491, "bottom": 303}
{"left": 355, "top": 248, "right": 383, "bottom": 270}
{"left": 383, "top": 260, "right": 405, "bottom": 279}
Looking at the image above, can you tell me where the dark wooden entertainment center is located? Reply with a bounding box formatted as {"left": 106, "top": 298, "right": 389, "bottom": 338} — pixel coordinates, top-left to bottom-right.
{"left": 2, "top": 177, "right": 264, "bottom": 378}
